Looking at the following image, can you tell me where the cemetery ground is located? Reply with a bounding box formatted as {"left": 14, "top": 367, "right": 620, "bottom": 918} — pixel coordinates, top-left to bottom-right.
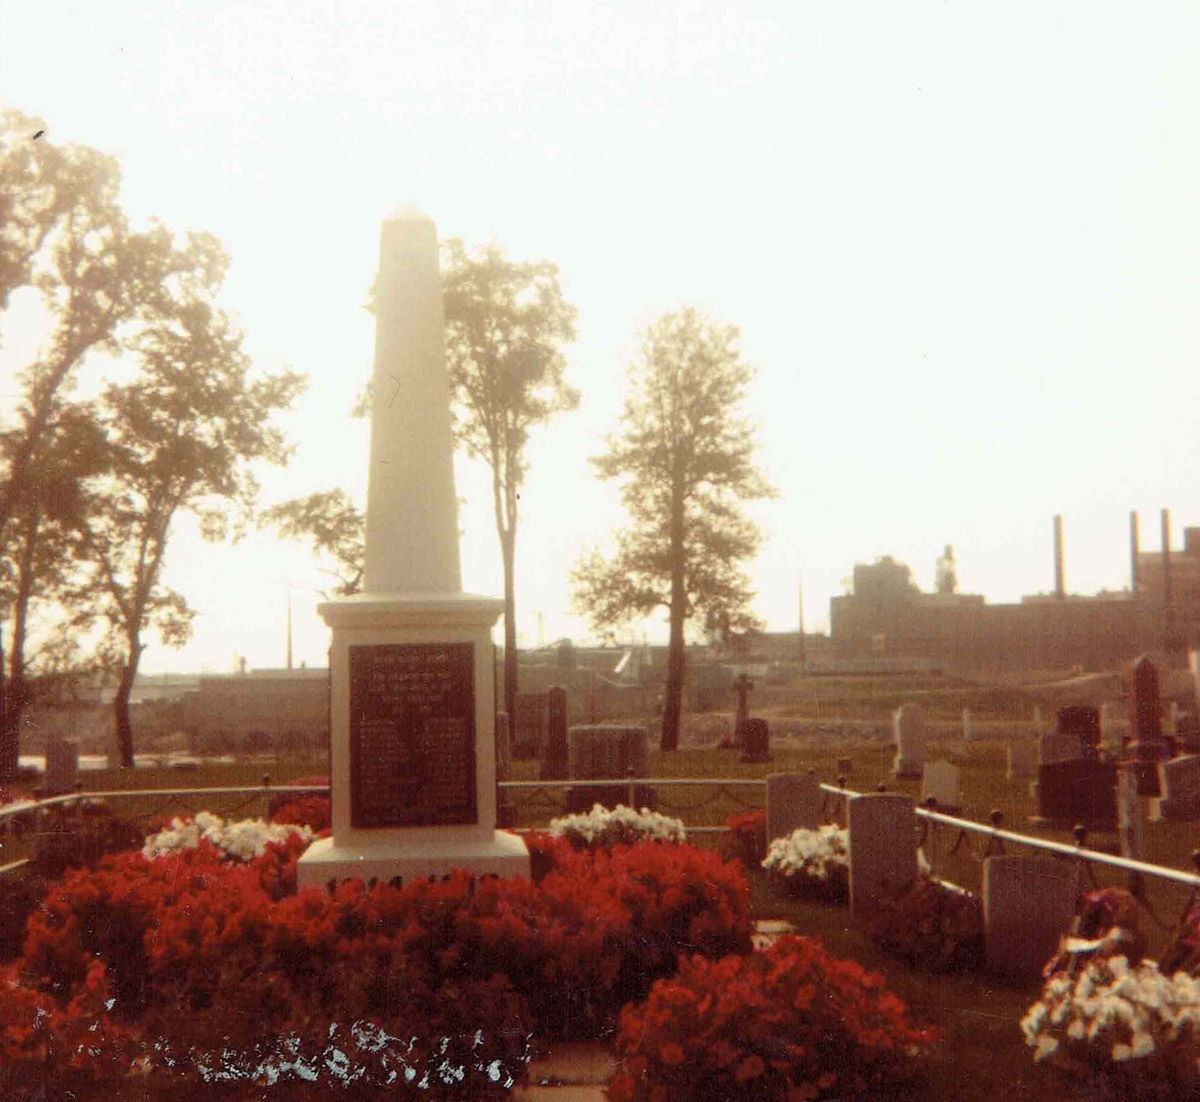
{"left": 3, "top": 671, "right": 1196, "bottom": 1100}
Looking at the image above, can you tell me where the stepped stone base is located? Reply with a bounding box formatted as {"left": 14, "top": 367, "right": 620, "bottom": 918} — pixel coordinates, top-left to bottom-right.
{"left": 296, "top": 830, "right": 529, "bottom": 890}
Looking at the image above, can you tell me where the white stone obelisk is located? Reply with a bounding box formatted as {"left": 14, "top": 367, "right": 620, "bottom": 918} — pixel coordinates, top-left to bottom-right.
{"left": 297, "top": 207, "right": 529, "bottom": 888}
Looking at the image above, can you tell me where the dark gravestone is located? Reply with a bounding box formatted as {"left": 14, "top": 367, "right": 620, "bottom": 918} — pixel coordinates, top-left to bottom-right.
{"left": 494, "top": 712, "right": 519, "bottom": 829}
{"left": 739, "top": 717, "right": 771, "bottom": 764}
{"left": 348, "top": 642, "right": 476, "bottom": 828}
{"left": 565, "top": 725, "right": 654, "bottom": 812}
{"left": 1031, "top": 759, "right": 1117, "bottom": 831}
{"left": 1057, "top": 706, "right": 1101, "bottom": 756}
{"left": 539, "top": 686, "right": 569, "bottom": 781}
{"left": 512, "top": 691, "right": 549, "bottom": 760}
{"left": 1130, "top": 656, "right": 1168, "bottom": 795}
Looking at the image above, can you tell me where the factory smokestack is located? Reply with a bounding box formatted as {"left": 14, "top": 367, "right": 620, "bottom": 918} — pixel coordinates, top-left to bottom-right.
{"left": 1053, "top": 514, "right": 1065, "bottom": 599}
{"left": 1162, "top": 508, "right": 1172, "bottom": 608}
{"left": 1130, "top": 511, "right": 1140, "bottom": 593}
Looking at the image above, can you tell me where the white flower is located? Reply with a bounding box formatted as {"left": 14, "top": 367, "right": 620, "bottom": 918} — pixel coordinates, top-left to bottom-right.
{"left": 142, "top": 812, "right": 313, "bottom": 862}
{"left": 1034, "top": 1035, "right": 1059, "bottom": 1061}
{"left": 1112, "top": 1043, "right": 1133, "bottom": 1062}
{"left": 548, "top": 804, "right": 686, "bottom": 846}
{"left": 761, "top": 825, "right": 848, "bottom": 882}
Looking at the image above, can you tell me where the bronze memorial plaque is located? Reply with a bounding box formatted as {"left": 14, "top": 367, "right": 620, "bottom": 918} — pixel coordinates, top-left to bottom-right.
{"left": 348, "top": 642, "right": 477, "bottom": 828}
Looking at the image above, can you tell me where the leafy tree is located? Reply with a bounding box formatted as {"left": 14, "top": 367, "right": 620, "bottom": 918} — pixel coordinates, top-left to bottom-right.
{"left": 441, "top": 239, "right": 578, "bottom": 722}
{"left": 0, "top": 403, "right": 108, "bottom": 777}
{"left": 571, "top": 307, "right": 774, "bottom": 751}
{"left": 79, "top": 285, "right": 306, "bottom": 767}
{"left": 259, "top": 489, "right": 364, "bottom": 597}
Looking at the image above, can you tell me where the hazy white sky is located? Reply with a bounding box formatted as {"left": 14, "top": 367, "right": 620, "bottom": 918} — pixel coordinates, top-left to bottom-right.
{"left": 1, "top": 1, "right": 1198, "bottom": 674}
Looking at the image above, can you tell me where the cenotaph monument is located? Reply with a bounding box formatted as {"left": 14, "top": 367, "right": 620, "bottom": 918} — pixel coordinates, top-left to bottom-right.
{"left": 296, "top": 207, "right": 530, "bottom": 888}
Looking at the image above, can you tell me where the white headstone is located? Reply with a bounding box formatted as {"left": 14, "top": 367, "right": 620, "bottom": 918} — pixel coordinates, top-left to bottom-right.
{"left": 892, "top": 705, "right": 927, "bottom": 778}
{"left": 983, "top": 856, "right": 1080, "bottom": 984}
{"left": 1007, "top": 740, "right": 1036, "bottom": 781}
{"left": 848, "top": 793, "right": 918, "bottom": 917}
{"left": 962, "top": 707, "right": 973, "bottom": 743}
{"left": 766, "top": 773, "right": 822, "bottom": 842}
{"left": 1033, "top": 706, "right": 1043, "bottom": 732}
{"left": 1099, "top": 703, "right": 1121, "bottom": 757}
{"left": 921, "top": 759, "right": 961, "bottom": 812}
{"left": 297, "top": 209, "right": 528, "bottom": 890}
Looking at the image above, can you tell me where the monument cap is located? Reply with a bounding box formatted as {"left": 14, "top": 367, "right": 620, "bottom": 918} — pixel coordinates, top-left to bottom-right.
{"left": 387, "top": 201, "right": 432, "bottom": 221}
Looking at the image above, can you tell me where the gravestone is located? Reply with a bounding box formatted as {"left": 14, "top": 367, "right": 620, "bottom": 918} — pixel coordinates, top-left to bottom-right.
{"left": 892, "top": 705, "right": 926, "bottom": 778}
{"left": 1007, "top": 740, "right": 1036, "bottom": 781}
{"left": 1057, "top": 706, "right": 1100, "bottom": 756}
{"left": 1031, "top": 759, "right": 1117, "bottom": 830}
{"left": 495, "top": 713, "right": 518, "bottom": 829}
{"left": 1130, "top": 656, "right": 1169, "bottom": 796}
{"left": 1167, "top": 701, "right": 1182, "bottom": 738}
{"left": 539, "top": 686, "right": 569, "bottom": 781}
{"left": 836, "top": 757, "right": 852, "bottom": 778}
{"left": 847, "top": 793, "right": 918, "bottom": 917}
{"left": 962, "top": 707, "right": 974, "bottom": 743}
{"left": 1099, "top": 703, "right": 1122, "bottom": 759}
{"left": 766, "top": 773, "right": 822, "bottom": 842}
{"left": 565, "top": 725, "right": 652, "bottom": 812}
{"left": 43, "top": 738, "right": 79, "bottom": 795}
{"left": 512, "top": 691, "right": 550, "bottom": 760}
{"left": 297, "top": 208, "right": 527, "bottom": 889}
{"left": 1033, "top": 706, "right": 1043, "bottom": 733}
{"left": 983, "top": 856, "right": 1080, "bottom": 984}
{"left": 1118, "top": 767, "right": 1143, "bottom": 857}
{"left": 1150, "top": 755, "right": 1200, "bottom": 822}
{"left": 1038, "top": 731, "right": 1081, "bottom": 766}
{"left": 740, "top": 717, "right": 771, "bottom": 764}
{"left": 921, "top": 759, "right": 961, "bottom": 813}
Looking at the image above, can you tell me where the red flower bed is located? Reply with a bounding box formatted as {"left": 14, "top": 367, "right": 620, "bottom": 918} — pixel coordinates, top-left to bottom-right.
{"left": 269, "top": 793, "right": 331, "bottom": 831}
{"left": 867, "top": 874, "right": 984, "bottom": 974}
{"left": 609, "top": 935, "right": 941, "bottom": 1101}
{"left": 720, "top": 808, "right": 767, "bottom": 868}
{"left": 5, "top": 835, "right": 752, "bottom": 1095}
{"left": 266, "top": 774, "right": 329, "bottom": 820}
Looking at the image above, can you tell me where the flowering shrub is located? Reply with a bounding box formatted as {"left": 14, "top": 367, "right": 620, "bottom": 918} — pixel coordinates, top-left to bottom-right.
{"left": 761, "top": 825, "right": 849, "bottom": 902}
{"left": 609, "top": 934, "right": 940, "bottom": 1101}
{"left": 548, "top": 803, "right": 686, "bottom": 850}
{"left": 867, "top": 874, "right": 983, "bottom": 973}
{"left": 523, "top": 829, "right": 576, "bottom": 882}
{"left": 266, "top": 775, "right": 329, "bottom": 820}
{"left": 142, "top": 811, "right": 314, "bottom": 861}
{"left": 269, "top": 793, "right": 331, "bottom": 832}
{"left": 720, "top": 808, "right": 767, "bottom": 868}
{"left": 7, "top": 826, "right": 751, "bottom": 1093}
{"left": 1045, "top": 889, "right": 1144, "bottom": 981}
{"left": 1021, "top": 953, "right": 1200, "bottom": 1099}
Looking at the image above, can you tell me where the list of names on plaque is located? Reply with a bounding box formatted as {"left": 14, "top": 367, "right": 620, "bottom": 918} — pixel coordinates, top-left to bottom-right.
{"left": 349, "top": 642, "right": 476, "bottom": 828}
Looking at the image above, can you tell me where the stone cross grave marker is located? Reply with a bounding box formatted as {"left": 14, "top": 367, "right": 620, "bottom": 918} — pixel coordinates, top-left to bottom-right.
{"left": 983, "top": 856, "right": 1080, "bottom": 984}
{"left": 539, "top": 686, "right": 569, "bottom": 781}
{"left": 1151, "top": 754, "right": 1200, "bottom": 822}
{"left": 1007, "top": 740, "right": 1036, "bottom": 781}
{"left": 892, "top": 705, "right": 926, "bottom": 778}
{"left": 848, "top": 793, "right": 917, "bottom": 917}
{"left": 921, "top": 759, "right": 961, "bottom": 812}
{"left": 766, "top": 773, "right": 822, "bottom": 842}
{"left": 740, "top": 717, "right": 771, "bottom": 763}
{"left": 732, "top": 673, "right": 754, "bottom": 747}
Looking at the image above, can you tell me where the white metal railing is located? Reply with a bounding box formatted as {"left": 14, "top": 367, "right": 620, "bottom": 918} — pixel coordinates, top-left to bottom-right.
{"left": 2, "top": 776, "right": 1198, "bottom": 891}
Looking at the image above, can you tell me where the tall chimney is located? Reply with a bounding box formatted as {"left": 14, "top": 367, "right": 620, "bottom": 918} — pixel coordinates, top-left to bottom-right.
{"left": 1130, "top": 510, "right": 1140, "bottom": 594}
{"left": 1162, "top": 508, "right": 1172, "bottom": 608}
{"left": 1053, "top": 515, "right": 1065, "bottom": 599}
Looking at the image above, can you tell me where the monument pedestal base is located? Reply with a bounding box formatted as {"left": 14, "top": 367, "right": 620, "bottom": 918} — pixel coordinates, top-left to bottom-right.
{"left": 298, "top": 829, "right": 529, "bottom": 890}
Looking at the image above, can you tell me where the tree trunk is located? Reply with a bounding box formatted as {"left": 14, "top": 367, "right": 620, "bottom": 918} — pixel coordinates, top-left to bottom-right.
{"left": 501, "top": 526, "right": 519, "bottom": 728}
{"left": 661, "top": 481, "right": 687, "bottom": 752}
{"left": 0, "top": 626, "right": 10, "bottom": 785}
{"left": 114, "top": 637, "right": 142, "bottom": 769}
